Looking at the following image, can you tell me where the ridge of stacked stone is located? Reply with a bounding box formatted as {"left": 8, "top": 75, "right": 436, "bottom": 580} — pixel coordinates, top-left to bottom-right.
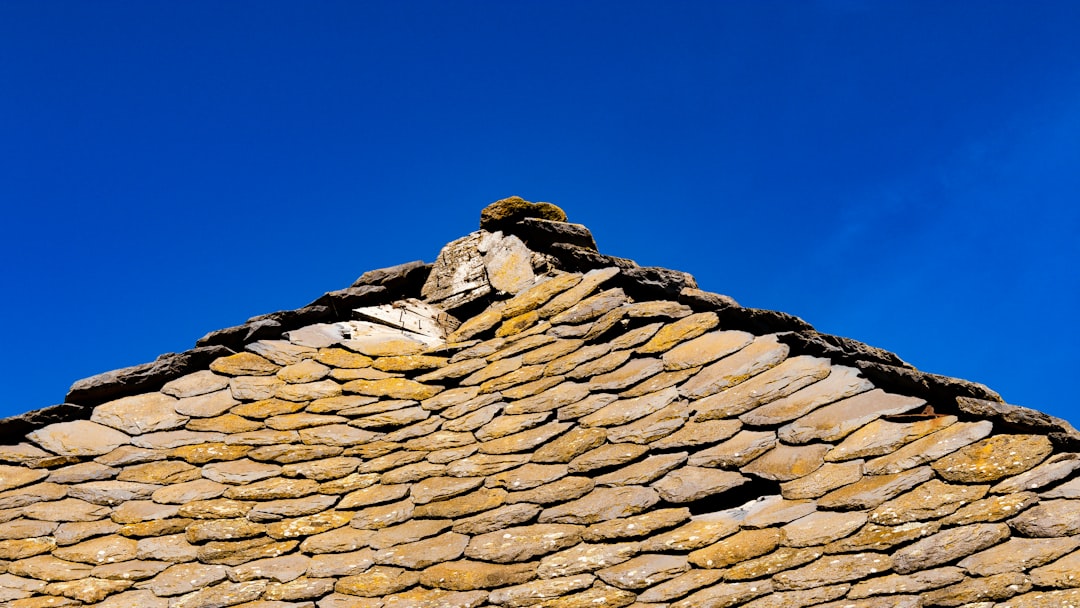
{"left": 0, "top": 197, "right": 1077, "bottom": 608}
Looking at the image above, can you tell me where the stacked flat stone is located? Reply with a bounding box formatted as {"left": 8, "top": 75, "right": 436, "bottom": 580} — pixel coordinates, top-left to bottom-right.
{"left": 2, "top": 208, "right": 1080, "bottom": 608}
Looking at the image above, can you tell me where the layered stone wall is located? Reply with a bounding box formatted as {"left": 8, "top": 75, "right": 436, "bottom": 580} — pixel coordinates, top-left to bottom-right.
{"left": 1, "top": 199, "right": 1078, "bottom": 608}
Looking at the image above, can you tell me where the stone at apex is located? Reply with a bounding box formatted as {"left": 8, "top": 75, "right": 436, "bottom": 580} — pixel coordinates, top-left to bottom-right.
{"left": 480, "top": 196, "right": 568, "bottom": 231}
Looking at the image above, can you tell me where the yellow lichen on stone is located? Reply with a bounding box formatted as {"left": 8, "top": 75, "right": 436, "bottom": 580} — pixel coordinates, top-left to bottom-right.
{"left": 345, "top": 338, "right": 427, "bottom": 358}
{"left": 480, "top": 196, "right": 568, "bottom": 231}
{"left": 448, "top": 306, "right": 504, "bottom": 343}
{"left": 372, "top": 355, "right": 449, "bottom": 372}
{"left": 496, "top": 311, "right": 541, "bottom": 338}
{"left": 210, "top": 352, "right": 280, "bottom": 376}
{"left": 343, "top": 378, "right": 443, "bottom": 400}
{"left": 638, "top": 312, "right": 720, "bottom": 354}
{"left": 501, "top": 273, "right": 584, "bottom": 319}
{"left": 316, "top": 348, "right": 374, "bottom": 369}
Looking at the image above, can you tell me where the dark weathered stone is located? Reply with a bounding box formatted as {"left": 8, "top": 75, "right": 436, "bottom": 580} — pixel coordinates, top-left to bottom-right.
{"left": 351, "top": 260, "right": 431, "bottom": 296}
{"left": 713, "top": 306, "right": 815, "bottom": 335}
{"left": 196, "top": 320, "right": 281, "bottom": 350}
{"left": 514, "top": 217, "right": 598, "bottom": 251}
{"left": 247, "top": 305, "right": 334, "bottom": 329}
{"left": 957, "top": 396, "right": 1080, "bottom": 440}
{"left": 777, "top": 331, "right": 910, "bottom": 368}
{"left": 546, "top": 242, "right": 637, "bottom": 272}
{"left": 307, "top": 284, "right": 390, "bottom": 316}
{"left": 677, "top": 287, "right": 739, "bottom": 311}
{"left": 0, "top": 403, "right": 88, "bottom": 439}
{"left": 855, "top": 360, "right": 1002, "bottom": 405}
{"left": 66, "top": 345, "right": 234, "bottom": 407}
{"left": 617, "top": 267, "right": 698, "bottom": 300}
{"left": 195, "top": 305, "right": 336, "bottom": 350}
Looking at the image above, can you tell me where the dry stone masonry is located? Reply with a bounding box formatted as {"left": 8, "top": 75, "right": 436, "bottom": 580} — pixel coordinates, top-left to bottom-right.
{"left": 1, "top": 196, "right": 1079, "bottom": 608}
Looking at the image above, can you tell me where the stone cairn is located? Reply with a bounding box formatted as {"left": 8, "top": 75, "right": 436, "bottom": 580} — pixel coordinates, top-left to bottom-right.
{"left": 1, "top": 197, "right": 1079, "bottom": 608}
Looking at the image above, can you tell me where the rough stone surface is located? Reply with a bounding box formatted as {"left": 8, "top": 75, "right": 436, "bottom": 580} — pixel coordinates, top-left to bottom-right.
{"left": 2, "top": 203, "right": 1076, "bottom": 608}
{"left": 932, "top": 434, "right": 1054, "bottom": 483}
{"left": 892, "top": 523, "right": 1010, "bottom": 573}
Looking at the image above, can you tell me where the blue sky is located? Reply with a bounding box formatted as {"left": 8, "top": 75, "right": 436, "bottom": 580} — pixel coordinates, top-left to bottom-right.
{"left": 2, "top": 1, "right": 1077, "bottom": 425}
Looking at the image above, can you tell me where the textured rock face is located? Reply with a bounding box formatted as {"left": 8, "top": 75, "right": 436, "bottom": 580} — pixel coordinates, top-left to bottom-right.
{"left": 1, "top": 199, "right": 1078, "bottom": 608}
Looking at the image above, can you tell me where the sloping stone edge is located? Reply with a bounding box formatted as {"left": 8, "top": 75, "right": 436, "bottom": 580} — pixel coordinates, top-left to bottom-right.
{"left": 9, "top": 254, "right": 1064, "bottom": 447}
{"left": 0, "top": 402, "right": 88, "bottom": 440}
{"left": 957, "top": 396, "right": 1080, "bottom": 447}
{"left": 64, "top": 345, "right": 236, "bottom": 406}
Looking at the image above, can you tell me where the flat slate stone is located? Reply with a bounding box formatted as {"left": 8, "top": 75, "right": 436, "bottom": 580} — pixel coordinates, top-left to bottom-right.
{"left": 636, "top": 568, "right": 724, "bottom": 603}
{"left": 539, "top": 486, "right": 660, "bottom": 524}
{"left": 1029, "top": 549, "right": 1080, "bottom": 588}
{"left": 781, "top": 509, "right": 864, "bottom": 546}
{"left": 0, "top": 465, "right": 48, "bottom": 493}
{"left": 739, "top": 365, "right": 872, "bottom": 427}
{"left": 500, "top": 273, "right": 584, "bottom": 320}
{"left": 892, "top": 522, "right": 1010, "bottom": 573}
{"left": 939, "top": 490, "right": 1040, "bottom": 526}
{"left": 637, "top": 312, "right": 719, "bottom": 354}
{"left": 932, "top": 434, "right": 1054, "bottom": 483}
{"left": 537, "top": 542, "right": 640, "bottom": 579}
{"left": 688, "top": 527, "right": 783, "bottom": 568}
{"left": 651, "top": 466, "right": 748, "bottom": 503}
{"left": 779, "top": 389, "right": 925, "bottom": 445}
{"left": 639, "top": 513, "right": 740, "bottom": 553}
{"left": 650, "top": 418, "right": 741, "bottom": 450}
{"left": 862, "top": 419, "right": 994, "bottom": 474}
{"left": 372, "top": 531, "right": 469, "bottom": 569}
{"left": 869, "top": 479, "right": 988, "bottom": 525}
{"left": 421, "top": 559, "right": 535, "bottom": 591}
{"left": 739, "top": 495, "right": 818, "bottom": 529}
{"left": 992, "top": 453, "right": 1080, "bottom": 494}
{"left": 687, "top": 430, "right": 777, "bottom": 468}
{"left": 670, "top": 579, "right": 773, "bottom": 608}
{"left": 579, "top": 387, "right": 678, "bottom": 428}
{"left": 772, "top": 552, "right": 893, "bottom": 590}
{"left": 27, "top": 420, "right": 131, "bottom": 457}
{"left": 1008, "top": 498, "right": 1080, "bottom": 537}
{"left": 531, "top": 427, "right": 607, "bottom": 464}
{"left": 488, "top": 573, "right": 595, "bottom": 607}
{"left": 922, "top": 571, "right": 1032, "bottom": 606}
{"left": 605, "top": 400, "right": 692, "bottom": 445}
{"left": 465, "top": 524, "right": 584, "bottom": 563}
{"left": 335, "top": 565, "right": 418, "bottom": 597}
{"left": 538, "top": 268, "right": 620, "bottom": 318}
{"left": 692, "top": 355, "right": 830, "bottom": 421}
{"left": 742, "top": 443, "right": 829, "bottom": 481}
{"left": 594, "top": 452, "right": 687, "bottom": 487}
{"left": 826, "top": 415, "right": 960, "bottom": 463}
{"left": 959, "top": 536, "right": 1080, "bottom": 577}
{"left": 91, "top": 392, "right": 187, "bottom": 435}
{"left": 826, "top": 520, "right": 942, "bottom": 554}
{"left": 818, "top": 465, "right": 934, "bottom": 510}
{"left": 847, "top": 566, "right": 965, "bottom": 599}
{"left": 160, "top": 371, "right": 230, "bottom": 399}
{"left": 553, "top": 287, "right": 632, "bottom": 326}
{"left": 588, "top": 357, "right": 664, "bottom": 392}
{"left": 582, "top": 507, "right": 691, "bottom": 542}
{"left": 596, "top": 553, "right": 689, "bottom": 590}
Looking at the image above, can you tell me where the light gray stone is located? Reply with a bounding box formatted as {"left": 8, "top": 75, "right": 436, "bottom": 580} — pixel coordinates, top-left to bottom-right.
{"left": 893, "top": 523, "right": 1010, "bottom": 573}
{"left": 28, "top": 420, "right": 131, "bottom": 457}
{"left": 779, "top": 389, "right": 925, "bottom": 444}
{"left": 91, "top": 392, "right": 187, "bottom": 434}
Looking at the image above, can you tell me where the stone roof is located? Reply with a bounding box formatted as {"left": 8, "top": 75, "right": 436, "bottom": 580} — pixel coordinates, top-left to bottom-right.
{"left": 1, "top": 197, "right": 1079, "bottom": 608}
